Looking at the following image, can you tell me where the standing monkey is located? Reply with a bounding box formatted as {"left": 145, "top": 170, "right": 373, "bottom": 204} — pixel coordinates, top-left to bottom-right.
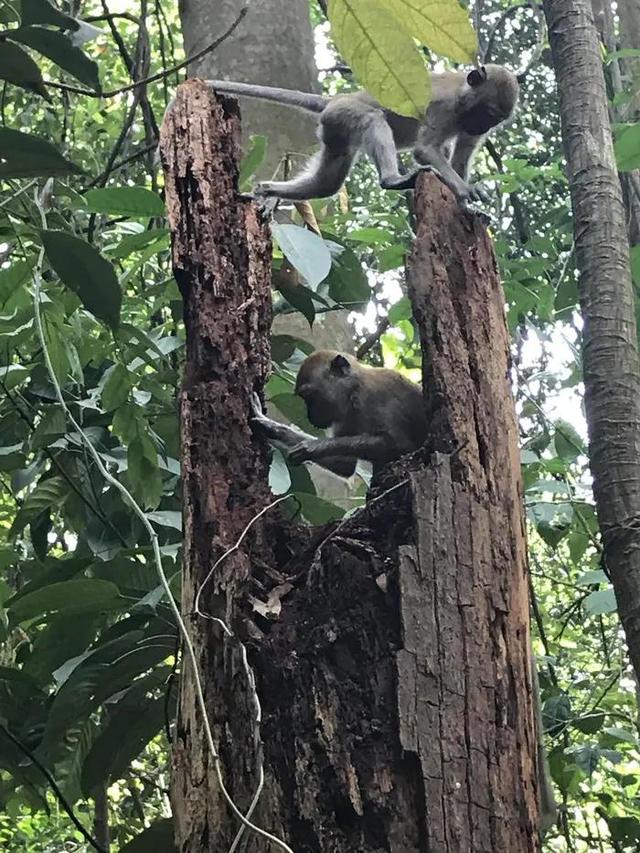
{"left": 207, "top": 65, "right": 519, "bottom": 204}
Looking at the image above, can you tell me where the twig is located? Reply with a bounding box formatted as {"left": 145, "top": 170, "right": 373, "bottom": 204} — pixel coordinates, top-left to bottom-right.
{"left": 43, "top": 8, "right": 248, "bottom": 99}
{"left": 0, "top": 724, "right": 105, "bottom": 853}
{"left": 356, "top": 315, "right": 391, "bottom": 360}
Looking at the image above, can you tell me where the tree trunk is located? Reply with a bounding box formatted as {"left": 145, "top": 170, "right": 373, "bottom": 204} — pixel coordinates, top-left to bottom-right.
{"left": 160, "top": 78, "right": 541, "bottom": 847}
{"left": 543, "top": 0, "right": 640, "bottom": 677}
{"left": 179, "top": 0, "right": 318, "bottom": 175}
{"left": 159, "top": 80, "right": 276, "bottom": 849}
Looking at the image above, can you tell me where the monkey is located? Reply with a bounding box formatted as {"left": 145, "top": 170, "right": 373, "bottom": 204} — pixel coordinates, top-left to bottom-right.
{"left": 207, "top": 65, "right": 519, "bottom": 204}
{"left": 250, "top": 350, "right": 428, "bottom": 478}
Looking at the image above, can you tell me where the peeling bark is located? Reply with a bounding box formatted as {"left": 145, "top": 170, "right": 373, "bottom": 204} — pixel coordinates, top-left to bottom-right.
{"left": 161, "top": 85, "right": 540, "bottom": 852}
{"left": 544, "top": 0, "right": 640, "bottom": 680}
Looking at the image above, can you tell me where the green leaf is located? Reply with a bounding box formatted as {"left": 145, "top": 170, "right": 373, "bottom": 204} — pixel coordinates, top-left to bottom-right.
{"left": 81, "top": 683, "right": 168, "bottom": 793}
{"left": 272, "top": 224, "right": 332, "bottom": 290}
{"left": 120, "top": 820, "right": 176, "bottom": 852}
{"left": 8, "top": 579, "right": 122, "bottom": 624}
{"left": 84, "top": 187, "right": 165, "bottom": 218}
{"left": 543, "top": 693, "right": 571, "bottom": 736}
{"left": 584, "top": 587, "right": 617, "bottom": 615}
{"left": 0, "top": 39, "right": 47, "bottom": 97}
{"left": 0, "top": 364, "right": 29, "bottom": 391}
{"left": 574, "top": 710, "right": 605, "bottom": 734}
{"left": 10, "top": 474, "right": 69, "bottom": 536}
{"left": 128, "top": 435, "right": 162, "bottom": 510}
{"left": 554, "top": 419, "right": 585, "bottom": 461}
{"left": 631, "top": 244, "right": 640, "bottom": 288}
{"left": 269, "top": 448, "right": 291, "bottom": 495}
{"left": 380, "top": 0, "right": 477, "bottom": 63}
{"left": 101, "top": 363, "right": 131, "bottom": 411}
{"left": 108, "top": 228, "right": 170, "bottom": 260}
{"left": 324, "top": 238, "right": 370, "bottom": 305}
{"left": 0, "top": 257, "right": 36, "bottom": 305}
{"left": 238, "top": 134, "right": 267, "bottom": 189}
{"left": 576, "top": 569, "right": 607, "bottom": 586}
{"left": 0, "top": 127, "right": 81, "bottom": 179}
{"left": 615, "top": 123, "right": 640, "bottom": 172}
{"left": 10, "top": 27, "right": 100, "bottom": 91}
{"left": 328, "top": 0, "right": 430, "bottom": 118}
{"left": 388, "top": 296, "right": 412, "bottom": 324}
{"left": 42, "top": 230, "right": 121, "bottom": 329}
{"left": 20, "top": 0, "right": 79, "bottom": 29}
{"left": 146, "top": 510, "right": 182, "bottom": 531}
{"left": 271, "top": 335, "right": 314, "bottom": 363}
{"left": 31, "top": 406, "right": 67, "bottom": 449}
{"left": 276, "top": 282, "right": 317, "bottom": 326}
{"left": 296, "top": 492, "right": 345, "bottom": 524}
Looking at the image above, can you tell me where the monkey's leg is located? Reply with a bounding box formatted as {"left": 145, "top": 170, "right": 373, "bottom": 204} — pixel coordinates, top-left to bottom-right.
{"left": 255, "top": 147, "right": 356, "bottom": 201}
{"left": 364, "top": 117, "right": 432, "bottom": 190}
{"left": 413, "top": 115, "right": 485, "bottom": 204}
{"left": 289, "top": 434, "right": 391, "bottom": 466}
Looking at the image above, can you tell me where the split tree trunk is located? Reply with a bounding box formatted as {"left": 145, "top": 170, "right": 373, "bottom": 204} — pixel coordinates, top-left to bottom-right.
{"left": 161, "top": 83, "right": 541, "bottom": 852}
{"left": 544, "top": 0, "right": 640, "bottom": 680}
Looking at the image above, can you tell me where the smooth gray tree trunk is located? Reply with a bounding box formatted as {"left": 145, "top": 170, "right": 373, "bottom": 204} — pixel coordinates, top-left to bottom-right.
{"left": 544, "top": 0, "right": 640, "bottom": 678}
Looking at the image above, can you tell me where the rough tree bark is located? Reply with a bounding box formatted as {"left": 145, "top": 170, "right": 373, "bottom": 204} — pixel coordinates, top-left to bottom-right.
{"left": 161, "top": 84, "right": 540, "bottom": 851}
{"left": 159, "top": 81, "right": 277, "bottom": 849}
{"left": 543, "top": 0, "right": 640, "bottom": 679}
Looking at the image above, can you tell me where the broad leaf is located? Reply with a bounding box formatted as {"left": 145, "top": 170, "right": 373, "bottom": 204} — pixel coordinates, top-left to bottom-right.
{"left": 328, "top": 0, "right": 430, "bottom": 118}
{"left": 615, "top": 123, "right": 640, "bottom": 172}
{"left": 84, "top": 187, "right": 165, "bottom": 218}
{"left": 584, "top": 587, "right": 617, "bottom": 616}
{"left": 380, "top": 0, "right": 477, "bottom": 63}
{"left": 10, "top": 27, "right": 100, "bottom": 91}
{"left": 0, "top": 257, "right": 36, "bottom": 305}
{"left": 8, "top": 579, "right": 123, "bottom": 624}
{"left": 0, "top": 40, "right": 47, "bottom": 97}
{"left": 42, "top": 230, "right": 121, "bottom": 329}
{"left": 20, "top": 0, "right": 79, "bottom": 29}
{"left": 0, "top": 127, "right": 81, "bottom": 179}
{"left": 271, "top": 224, "right": 332, "bottom": 290}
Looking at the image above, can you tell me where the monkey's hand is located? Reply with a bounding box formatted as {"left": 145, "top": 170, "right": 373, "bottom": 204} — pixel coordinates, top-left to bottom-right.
{"left": 289, "top": 440, "right": 315, "bottom": 465}
{"left": 456, "top": 181, "right": 490, "bottom": 205}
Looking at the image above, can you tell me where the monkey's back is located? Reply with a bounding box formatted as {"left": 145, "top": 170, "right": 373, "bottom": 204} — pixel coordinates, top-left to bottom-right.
{"left": 354, "top": 367, "right": 428, "bottom": 457}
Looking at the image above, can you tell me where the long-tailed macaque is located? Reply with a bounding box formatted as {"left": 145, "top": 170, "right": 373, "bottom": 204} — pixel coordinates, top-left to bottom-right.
{"left": 251, "top": 350, "right": 427, "bottom": 477}
{"left": 207, "top": 65, "right": 519, "bottom": 204}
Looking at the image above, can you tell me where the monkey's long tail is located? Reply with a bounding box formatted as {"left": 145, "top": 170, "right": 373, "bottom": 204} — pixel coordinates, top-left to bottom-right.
{"left": 205, "top": 80, "right": 328, "bottom": 114}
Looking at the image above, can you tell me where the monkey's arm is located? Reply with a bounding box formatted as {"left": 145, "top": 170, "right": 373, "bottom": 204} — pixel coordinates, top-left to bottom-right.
{"left": 450, "top": 132, "right": 484, "bottom": 181}
{"left": 412, "top": 107, "right": 484, "bottom": 203}
{"left": 250, "top": 395, "right": 357, "bottom": 478}
{"left": 289, "top": 434, "right": 392, "bottom": 466}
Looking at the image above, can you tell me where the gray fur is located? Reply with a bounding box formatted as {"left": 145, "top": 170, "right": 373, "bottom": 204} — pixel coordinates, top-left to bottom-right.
{"left": 208, "top": 65, "right": 519, "bottom": 202}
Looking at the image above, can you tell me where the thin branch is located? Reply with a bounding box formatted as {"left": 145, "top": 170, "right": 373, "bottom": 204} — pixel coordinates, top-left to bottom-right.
{"left": 356, "top": 315, "right": 391, "bottom": 360}
{"left": 43, "top": 8, "right": 248, "bottom": 99}
{"left": 0, "top": 724, "right": 106, "bottom": 853}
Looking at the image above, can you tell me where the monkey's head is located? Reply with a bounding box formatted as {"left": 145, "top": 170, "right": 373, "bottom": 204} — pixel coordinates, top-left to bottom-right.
{"left": 458, "top": 64, "right": 519, "bottom": 136}
{"left": 295, "top": 350, "right": 358, "bottom": 429}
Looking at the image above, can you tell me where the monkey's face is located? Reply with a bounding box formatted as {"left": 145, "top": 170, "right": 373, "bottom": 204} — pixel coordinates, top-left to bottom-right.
{"left": 460, "top": 64, "right": 519, "bottom": 136}
{"left": 295, "top": 350, "right": 355, "bottom": 430}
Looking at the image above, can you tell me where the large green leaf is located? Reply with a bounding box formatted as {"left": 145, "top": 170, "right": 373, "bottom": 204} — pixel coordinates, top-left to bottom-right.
{"left": 42, "top": 230, "right": 122, "bottom": 329}
{"left": 9, "top": 474, "right": 70, "bottom": 537}
{"left": 271, "top": 224, "right": 332, "bottom": 290}
{"left": 0, "top": 257, "right": 36, "bottom": 305}
{"left": 8, "top": 579, "right": 123, "bottom": 624}
{"left": 10, "top": 27, "right": 100, "bottom": 91}
{"left": 380, "top": 0, "right": 477, "bottom": 63}
{"left": 615, "top": 123, "right": 640, "bottom": 172}
{"left": 0, "top": 40, "right": 47, "bottom": 97}
{"left": 0, "top": 127, "right": 81, "bottom": 178}
{"left": 328, "top": 0, "right": 430, "bottom": 118}
{"left": 81, "top": 686, "right": 168, "bottom": 793}
{"left": 20, "top": 0, "right": 79, "bottom": 29}
{"left": 84, "top": 187, "right": 165, "bottom": 217}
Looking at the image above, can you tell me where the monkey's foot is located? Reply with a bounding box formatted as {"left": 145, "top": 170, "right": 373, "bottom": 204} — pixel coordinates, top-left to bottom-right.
{"left": 456, "top": 182, "right": 490, "bottom": 204}
{"left": 380, "top": 166, "right": 435, "bottom": 191}
{"left": 462, "top": 204, "right": 494, "bottom": 226}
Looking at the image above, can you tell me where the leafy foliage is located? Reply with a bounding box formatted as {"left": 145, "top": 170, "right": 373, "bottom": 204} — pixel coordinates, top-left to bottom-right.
{"left": 0, "top": 0, "right": 638, "bottom": 850}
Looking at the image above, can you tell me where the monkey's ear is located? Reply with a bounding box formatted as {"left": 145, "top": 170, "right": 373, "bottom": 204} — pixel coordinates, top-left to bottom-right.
{"left": 467, "top": 66, "right": 487, "bottom": 88}
{"left": 330, "top": 354, "right": 351, "bottom": 377}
